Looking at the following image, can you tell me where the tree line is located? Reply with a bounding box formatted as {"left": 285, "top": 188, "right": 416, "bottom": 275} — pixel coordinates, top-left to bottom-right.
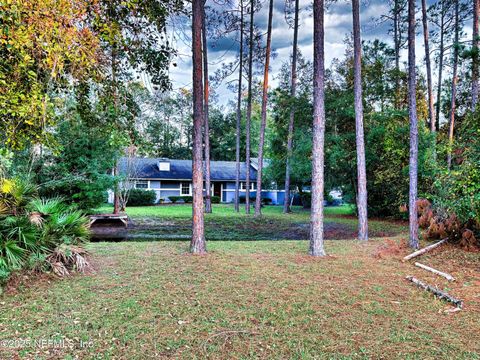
{"left": 1, "top": 0, "right": 479, "bottom": 256}
{"left": 188, "top": 0, "right": 480, "bottom": 254}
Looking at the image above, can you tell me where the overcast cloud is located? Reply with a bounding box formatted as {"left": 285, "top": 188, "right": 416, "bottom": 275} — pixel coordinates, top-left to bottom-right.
{"left": 164, "top": 0, "right": 458, "bottom": 107}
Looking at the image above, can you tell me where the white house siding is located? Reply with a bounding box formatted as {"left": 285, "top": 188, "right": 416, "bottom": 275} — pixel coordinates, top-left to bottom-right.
{"left": 108, "top": 180, "right": 286, "bottom": 205}
{"left": 150, "top": 181, "right": 161, "bottom": 189}
{"left": 158, "top": 190, "right": 181, "bottom": 201}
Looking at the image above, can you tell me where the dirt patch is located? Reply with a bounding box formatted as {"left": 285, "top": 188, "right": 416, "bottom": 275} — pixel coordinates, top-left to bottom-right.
{"left": 91, "top": 221, "right": 359, "bottom": 241}
{"left": 2, "top": 272, "right": 56, "bottom": 296}
{"left": 373, "top": 238, "right": 409, "bottom": 259}
{"left": 91, "top": 214, "right": 406, "bottom": 241}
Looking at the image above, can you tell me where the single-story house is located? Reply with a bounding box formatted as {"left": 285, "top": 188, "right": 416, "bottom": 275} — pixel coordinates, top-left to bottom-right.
{"left": 109, "top": 157, "right": 286, "bottom": 205}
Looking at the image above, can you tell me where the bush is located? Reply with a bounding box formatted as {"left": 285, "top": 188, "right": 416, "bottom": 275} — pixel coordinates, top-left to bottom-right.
{"left": 326, "top": 194, "right": 335, "bottom": 206}
{"left": 239, "top": 195, "right": 256, "bottom": 204}
{"left": 211, "top": 196, "right": 221, "bottom": 204}
{"left": 300, "top": 192, "right": 311, "bottom": 208}
{"left": 180, "top": 196, "right": 193, "bottom": 203}
{"left": 168, "top": 196, "right": 181, "bottom": 203}
{"left": 261, "top": 198, "right": 272, "bottom": 205}
{"left": 238, "top": 195, "right": 272, "bottom": 205}
{"left": 417, "top": 112, "right": 480, "bottom": 249}
{"left": 0, "top": 177, "right": 91, "bottom": 283}
{"left": 127, "top": 189, "right": 156, "bottom": 206}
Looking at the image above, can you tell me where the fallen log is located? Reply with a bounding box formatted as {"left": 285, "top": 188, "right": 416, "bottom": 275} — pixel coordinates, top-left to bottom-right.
{"left": 406, "top": 276, "right": 463, "bottom": 308}
{"left": 403, "top": 239, "right": 447, "bottom": 262}
{"left": 414, "top": 262, "right": 455, "bottom": 281}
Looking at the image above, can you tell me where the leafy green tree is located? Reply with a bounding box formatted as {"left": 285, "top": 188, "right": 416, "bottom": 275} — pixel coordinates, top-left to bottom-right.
{"left": 32, "top": 87, "right": 121, "bottom": 210}
{"left": 433, "top": 110, "right": 480, "bottom": 228}
{"left": 266, "top": 89, "right": 313, "bottom": 193}
{"left": 142, "top": 89, "right": 193, "bottom": 158}
{"left": 267, "top": 40, "right": 436, "bottom": 219}
{"left": 0, "top": 0, "right": 99, "bottom": 149}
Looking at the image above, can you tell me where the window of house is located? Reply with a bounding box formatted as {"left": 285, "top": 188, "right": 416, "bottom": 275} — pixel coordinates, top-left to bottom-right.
{"left": 135, "top": 180, "right": 148, "bottom": 189}
{"left": 240, "top": 182, "right": 254, "bottom": 190}
{"left": 181, "top": 182, "right": 191, "bottom": 195}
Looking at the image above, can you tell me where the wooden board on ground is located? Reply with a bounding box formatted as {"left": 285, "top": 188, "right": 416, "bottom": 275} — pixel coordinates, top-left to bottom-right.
{"left": 403, "top": 239, "right": 447, "bottom": 262}
{"left": 89, "top": 214, "right": 128, "bottom": 228}
{"left": 406, "top": 275, "right": 463, "bottom": 308}
{"left": 414, "top": 262, "right": 455, "bottom": 281}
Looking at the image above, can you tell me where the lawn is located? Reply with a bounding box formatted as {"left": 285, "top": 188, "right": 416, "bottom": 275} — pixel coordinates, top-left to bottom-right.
{"left": 1, "top": 206, "right": 479, "bottom": 359}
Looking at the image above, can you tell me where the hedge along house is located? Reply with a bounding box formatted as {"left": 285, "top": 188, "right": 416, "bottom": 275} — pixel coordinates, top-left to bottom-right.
{"left": 109, "top": 157, "right": 286, "bottom": 205}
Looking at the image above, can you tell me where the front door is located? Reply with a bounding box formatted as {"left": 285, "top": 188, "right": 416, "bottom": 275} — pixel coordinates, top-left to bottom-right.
{"left": 213, "top": 182, "right": 222, "bottom": 201}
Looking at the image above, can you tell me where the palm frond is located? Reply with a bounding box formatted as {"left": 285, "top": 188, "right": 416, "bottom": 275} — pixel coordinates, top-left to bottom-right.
{"left": 2, "top": 240, "right": 25, "bottom": 269}
{"left": 46, "top": 244, "right": 90, "bottom": 276}
{"left": 3, "top": 216, "right": 39, "bottom": 252}
{"left": 27, "top": 197, "right": 67, "bottom": 216}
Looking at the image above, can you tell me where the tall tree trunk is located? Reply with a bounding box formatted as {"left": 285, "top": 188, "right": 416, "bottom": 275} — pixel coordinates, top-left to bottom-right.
{"left": 422, "top": 0, "right": 435, "bottom": 131}
{"left": 408, "top": 0, "right": 419, "bottom": 249}
{"left": 447, "top": 0, "right": 459, "bottom": 170}
{"left": 472, "top": 0, "right": 479, "bottom": 110}
{"left": 202, "top": 3, "right": 212, "bottom": 214}
{"left": 235, "top": 0, "right": 244, "bottom": 212}
{"left": 435, "top": 6, "right": 445, "bottom": 130}
{"left": 283, "top": 0, "right": 300, "bottom": 214}
{"left": 394, "top": 0, "right": 401, "bottom": 108}
{"left": 352, "top": 0, "right": 368, "bottom": 241}
{"left": 191, "top": 0, "right": 206, "bottom": 254}
{"left": 245, "top": 0, "right": 254, "bottom": 214}
{"left": 112, "top": 46, "right": 120, "bottom": 215}
{"left": 254, "top": 0, "right": 274, "bottom": 217}
{"left": 113, "top": 163, "right": 120, "bottom": 214}
{"left": 309, "top": 0, "right": 326, "bottom": 257}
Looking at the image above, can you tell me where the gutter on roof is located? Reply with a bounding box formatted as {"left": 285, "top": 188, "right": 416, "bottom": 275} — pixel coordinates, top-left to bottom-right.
{"left": 133, "top": 178, "right": 257, "bottom": 181}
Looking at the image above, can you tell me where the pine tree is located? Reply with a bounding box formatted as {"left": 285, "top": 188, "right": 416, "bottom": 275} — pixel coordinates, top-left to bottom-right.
{"left": 408, "top": 0, "right": 419, "bottom": 249}
{"left": 283, "top": 0, "right": 300, "bottom": 214}
{"left": 202, "top": 1, "right": 212, "bottom": 213}
{"left": 191, "top": 0, "right": 207, "bottom": 254}
{"left": 254, "top": 0, "right": 274, "bottom": 217}
{"left": 235, "top": 0, "right": 245, "bottom": 212}
{"left": 309, "top": 0, "right": 326, "bottom": 256}
{"left": 352, "top": 0, "right": 368, "bottom": 241}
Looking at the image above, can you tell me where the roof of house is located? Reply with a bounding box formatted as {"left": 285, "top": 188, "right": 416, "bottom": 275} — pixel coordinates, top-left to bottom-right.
{"left": 120, "top": 157, "right": 257, "bottom": 181}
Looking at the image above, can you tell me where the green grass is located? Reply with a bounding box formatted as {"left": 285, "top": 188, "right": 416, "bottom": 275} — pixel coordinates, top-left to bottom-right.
{"left": 2, "top": 206, "right": 477, "bottom": 358}
{"left": 94, "top": 204, "right": 356, "bottom": 218}
{"left": 1, "top": 239, "right": 479, "bottom": 359}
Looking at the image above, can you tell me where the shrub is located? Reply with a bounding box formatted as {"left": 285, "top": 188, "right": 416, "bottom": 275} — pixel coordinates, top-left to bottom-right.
{"left": 180, "top": 196, "right": 193, "bottom": 203}
{"left": 0, "top": 177, "right": 91, "bottom": 283}
{"left": 211, "top": 196, "right": 221, "bottom": 204}
{"left": 127, "top": 189, "right": 156, "bottom": 206}
{"left": 238, "top": 195, "right": 272, "bottom": 205}
{"left": 416, "top": 112, "right": 480, "bottom": 249}
{"left": 326, "top": 194, "right": 335, "bottom": 205}
{"left": 261, "top": 198, "right": 272, "bottom": 205}
{"left": 239, "top": 195, "right": 256, "bottom": 204}
{"left": 168, "top": 196, "right": 181, "bottom": 203}
{"left": 300, "top": 192, "right": 311, "bottom": 208}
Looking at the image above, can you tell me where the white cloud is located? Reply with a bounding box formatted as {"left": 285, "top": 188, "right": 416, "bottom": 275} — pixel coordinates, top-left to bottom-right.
{"left": 164, "top": 0, "right": 459, "bottom": 107}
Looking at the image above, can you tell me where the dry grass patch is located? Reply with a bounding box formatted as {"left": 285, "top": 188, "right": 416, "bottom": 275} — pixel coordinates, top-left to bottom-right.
{"left": 0, "top": 239, "right": 479, "bottom": 359}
